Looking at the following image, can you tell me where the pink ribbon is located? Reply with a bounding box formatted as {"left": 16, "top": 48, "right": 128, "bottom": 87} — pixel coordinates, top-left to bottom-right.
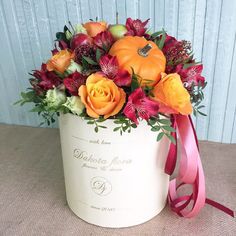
{"left": 165, "top": 114, "right": 234, "bottom": 218}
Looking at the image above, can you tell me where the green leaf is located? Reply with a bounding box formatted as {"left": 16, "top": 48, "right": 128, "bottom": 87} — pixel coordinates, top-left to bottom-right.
{"left": 158, "top": 119, "right": 171, "bottom": 125}
{"left": 183, "top": 61, "right": 201, "bottom": 69}
{"left": 94, "top": 126, "right": 99, "bottom": 133}
{"left": 151, "top": 30, "right": 163, "bottom": 38}
{"left": 114, "top": 120, "right": 124, "bottom": 124}
{"left": 96, "top": 49, "right": 102, "bottom": 62}
{"left": 131, "top": 124, "right": 137, "bottom": 128}
{"left": 113, "top": 127, "right": 120, "bottom": 132}
{"left": 30, "top": 106, "right": 43, "bottom": 112}
{"left": 156, "top": 132, "right": 164, "bottom": 142}
{"left": 166, "top": 134, "right": 176, "bottom": 145}
{"left": 148, "top": 118, "right": 156, "bottom": 126}
{"left": 82, "top": 56, "right": 98, "bottom": 65}
{"left": 198, "top": 111, "right": 207, "bottom": 116}
{"left": 131, "top": 68, "right": 140, "bottom": 92}
{"left": 87, "top": 121, "right": 94, "bottom": 124}
{"left": 157, "top": 30, "right": 166, "bottom": 50}
{"left": 98, "top": 125, "right": 107, "bottom": 129}
{"left": 56, "top": 32, "right": 67, "bottom": 42}
{"left": 162, "top": 126, "right": 176, "bottom": 132}
{"left": 197, "top": 105, "right": 205, "bottom": 109}
{"left": 97, "top": 117, "right": 105, "bottom": 122}
{"left": 63, "top": 25, "right": 70, "bottom": 33}
{"left": 122, "top": 125, "right": 129, "bottom": 132}
{"left": 13, "top": 100, "right": 22, "bottom": 105}
{"left": 151, "top": 126, "right": 161, "bottom": 132}
{"left": 81, "top": 57, "right": 89, "bottom": 70}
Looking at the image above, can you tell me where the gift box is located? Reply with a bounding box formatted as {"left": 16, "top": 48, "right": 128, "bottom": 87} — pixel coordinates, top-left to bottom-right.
{"left": 59, "top": 113, "right": 170, "bottom": 227}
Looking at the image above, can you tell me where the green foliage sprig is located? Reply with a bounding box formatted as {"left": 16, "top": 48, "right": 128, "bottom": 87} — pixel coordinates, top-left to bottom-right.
{"left": 148, "top": 116, "right": 176, "bottom": 144}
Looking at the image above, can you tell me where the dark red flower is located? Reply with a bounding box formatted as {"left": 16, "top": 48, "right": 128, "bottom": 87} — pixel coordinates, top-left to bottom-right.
{"left": 63, "top": 71, "right": 86, "bottom": 96}
{"left": 93, "top": 31, "right": 115, "bottom": 52}
{"left": 99, "top": 54, "right": 131, "bottom": 86}
{"left": 123, "top": 88, "right": 159, "bottom": 124}
{"left": 125, "top": 18, "right": 149, "bottom": 37}
{"left": 176, "top": 64, "right": 205, "bottom": 88}
{"left": 74, "top": 44, "right": 96, "bottom": 64}
{"left": 31, "top": 63, "right": 62, "bottom": 92}
{"left": 162, "top": 35, "right": 192, "bottom": 73}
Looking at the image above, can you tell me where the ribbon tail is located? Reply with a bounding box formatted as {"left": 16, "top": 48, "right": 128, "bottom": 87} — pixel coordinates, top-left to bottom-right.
{"left": 167, "top": 114, "right": 205, "bottom": 217}
{"left": 165, "top": 114, "right": 235, "bottom": 218}
{"left": 205, "top": 198, "right": 235, "bottom": 217}
{"left": 164, "top": 116, "right": 177, "bottom": 175}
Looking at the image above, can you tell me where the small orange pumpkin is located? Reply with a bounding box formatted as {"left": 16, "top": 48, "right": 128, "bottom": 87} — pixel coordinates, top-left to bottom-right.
{"left": 109, "top": 36, "right": 166, "bottom": 86}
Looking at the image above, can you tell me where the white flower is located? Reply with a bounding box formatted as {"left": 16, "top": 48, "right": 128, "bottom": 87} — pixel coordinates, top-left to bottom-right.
{"left": 44, "top": 88, "right": 66, "bottom": 109}
{"left": 66, "top": 60, "right": 82, "bottom": 74}
{"left": 63, "top": 96, "right": 84, "bottom": 115}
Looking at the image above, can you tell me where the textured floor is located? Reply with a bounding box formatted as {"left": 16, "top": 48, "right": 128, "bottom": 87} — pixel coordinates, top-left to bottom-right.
{"left": 0, "top": 124, "right": 235, "bottom": 236}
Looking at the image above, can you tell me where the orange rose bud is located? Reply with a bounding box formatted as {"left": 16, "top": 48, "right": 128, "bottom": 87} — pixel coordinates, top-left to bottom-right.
{"left": 79, "top": 72, "right": 126, "bottom": 119}
{"left": 83, "top": 21, "right": 107, "bottom": 37}
{"left": 46, "top": 50, "right": 75, "bottom": 74}
{"left": 152, "top": 73, "right": 192, "bottom": 115}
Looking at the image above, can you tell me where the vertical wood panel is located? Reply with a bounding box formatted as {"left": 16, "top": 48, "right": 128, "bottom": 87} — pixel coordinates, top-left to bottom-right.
{"left": 115, "top": 0, "right": 126, "bottom": 23}
{"left": 164, "top": 0, "right": 179, "bottom": 37}
{"left": 0, "top": 0, "right": 236, "bottom": 143}
{"left": 154, "top": 0, "right": 165, "bottom": 31}
{"left": 195, "top": 0, "right": 222, "bottom": 140}
{"left": 222, "top": 34, "right": 236, "bottom": 142}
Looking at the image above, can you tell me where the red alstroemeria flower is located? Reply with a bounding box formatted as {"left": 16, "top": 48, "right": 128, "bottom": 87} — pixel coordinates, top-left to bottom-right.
{"left": 123, "top": 88, "right": 159, "bottom": 125}
{"left": 162, "top": 35, "right": 192, "bottom": 73}
{"left": 93, "top": 31, "right": 115, "bottom": 52}
{"left": 125, "top": 18, "right": 149, "bottom": 37}
{"left": 99, "top": 54, "right": 131, "bottom": 86}
{"left": 32, "top": 63, "right": 62, "bottom": 91}
{"left": 63, "top": 71, "right": 86, "bottom": 96}
{"left": 176, "top": 64, "right": 205, "bottom": 88}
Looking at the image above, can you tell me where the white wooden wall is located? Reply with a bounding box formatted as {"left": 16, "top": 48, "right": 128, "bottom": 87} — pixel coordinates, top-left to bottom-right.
{"left": 0, "top": 0, "right": 236, "bottom": 143}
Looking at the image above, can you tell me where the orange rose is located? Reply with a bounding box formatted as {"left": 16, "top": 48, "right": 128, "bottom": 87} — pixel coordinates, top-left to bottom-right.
{"left": 46, "top": 50, "right": 74, "bottom": 73}
{"left": 79, "top": 73, "right": 126, "bottom": 119}
{"left": 83, "top": 21, "right": 107, "bottom": 37}
{"left": 152, "top": 73, "right": 192, "bottom": 115}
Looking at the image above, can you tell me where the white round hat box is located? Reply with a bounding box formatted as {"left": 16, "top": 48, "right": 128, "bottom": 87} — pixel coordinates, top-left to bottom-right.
{"left": 59, "top": 113, "right": 170, "bottom": 228}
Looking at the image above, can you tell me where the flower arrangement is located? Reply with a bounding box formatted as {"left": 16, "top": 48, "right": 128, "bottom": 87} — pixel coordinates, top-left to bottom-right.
{"left": 16, "top": 17, "right": 206, "bottom": 143}
{"left": 16, "top": 17, "right": 235, "bottom": 219}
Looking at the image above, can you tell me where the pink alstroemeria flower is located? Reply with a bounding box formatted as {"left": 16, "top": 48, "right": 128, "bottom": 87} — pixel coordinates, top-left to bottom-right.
{"left": 123, "top": 88, "right": 159, "bottom": 125}
{"left": 176, "top": 64, "right": 205, "bottom": 88}
{"left": 125, "top": 18, "right": 149, "bottom": 37}
{"left": 63, "top": 71, "right": 86, "bottom": 96}
{"left": 99, "top": 54, "right": 131, "bottom": 86}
